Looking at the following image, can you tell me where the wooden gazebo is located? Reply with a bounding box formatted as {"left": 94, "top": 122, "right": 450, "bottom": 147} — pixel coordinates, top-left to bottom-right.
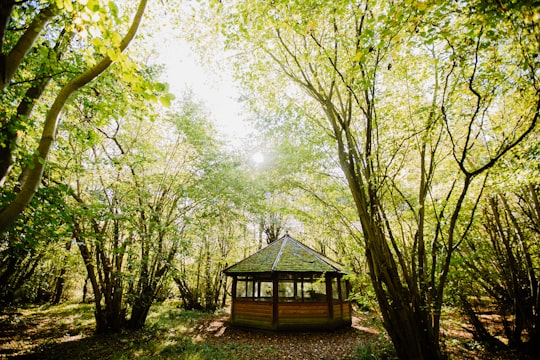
{"left": 223, "top": 234, "right": 351, "bottom": 330}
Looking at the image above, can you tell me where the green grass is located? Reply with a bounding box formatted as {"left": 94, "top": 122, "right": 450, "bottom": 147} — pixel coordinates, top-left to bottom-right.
{"left": 2, "top": 301, "right": 395, "bottom": 359}
{"left": 3, "top": 301, "right": 252, "bottom": 359}
{"left": 353, "top": 335, "right": 397, "bottom": 360}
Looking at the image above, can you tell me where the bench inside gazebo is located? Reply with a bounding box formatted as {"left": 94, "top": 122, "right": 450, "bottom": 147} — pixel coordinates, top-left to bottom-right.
{"left": 223, "top": 234, "right": 352, "bottom": 330}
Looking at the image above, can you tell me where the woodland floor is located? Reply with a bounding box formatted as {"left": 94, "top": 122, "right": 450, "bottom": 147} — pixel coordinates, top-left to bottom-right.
{"left": 0, "top": 301, "right": 535, "bottom": 359}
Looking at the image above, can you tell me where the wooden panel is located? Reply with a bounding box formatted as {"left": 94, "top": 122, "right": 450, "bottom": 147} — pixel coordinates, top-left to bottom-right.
{"left": 278, "top": 302, "right": 329, "bottom": 324}
{"left": 235, "top": 300, "right": 273, "bottom": 314}
{"left": 333, "top": 303, "right": 342, "bottom": 319}
{"left": 232, "top": 300, "right": 273, "bottom": 329}
{"left": 342, "top": 302, "right": 352, "bottom": 320}
{"left": 231, "top": 299, "right": 352, "bottom": 330}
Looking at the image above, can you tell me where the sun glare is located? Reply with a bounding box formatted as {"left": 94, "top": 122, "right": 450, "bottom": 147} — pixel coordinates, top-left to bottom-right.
{"left": 252, "top": 152, "right": 264, "bottom": 164}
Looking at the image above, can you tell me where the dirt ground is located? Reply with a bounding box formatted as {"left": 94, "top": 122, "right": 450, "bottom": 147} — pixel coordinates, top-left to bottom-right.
{"left": 191, "top": 315, "right": 387, "bottom": 360}
{"left": 192, "top": 315, "right": 526, "bottom": 360}
{"left": 0, "top": 305, "right": 534, "bottom": 359}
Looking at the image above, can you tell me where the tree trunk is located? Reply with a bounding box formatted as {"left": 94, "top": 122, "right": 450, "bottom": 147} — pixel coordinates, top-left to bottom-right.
{"left": 0, "top": 6, "right": 55, "bottom": 91}
{"left": 51, "top": 239, "right": 72, "bottom": 305}
{"left": 459, "top": 294, "right": 505, "bottom": 348}
{"left": 51, "top": 268, "right": 66, "bottom": 305}
{"left": 365, "top": 240, "right": 444, "bottom": 360}
{"left": 127, "top": 288, "right": 154, "bottom": 330}
{"left": 0, "top": 26, "right": 72, "bottom": 184}
{"left": 0, "top": 0, "right": 148, "bottom": 232}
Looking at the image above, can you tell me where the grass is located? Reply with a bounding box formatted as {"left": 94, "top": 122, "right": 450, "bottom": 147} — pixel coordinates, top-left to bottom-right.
{"left": 353, "top": 335, "right": 398, "bottom": 360}
{"left": 8, "top": 301, "right": 514, "bottom": 360}
{"left": 0, "top": 301, "right": 257, "bottom": 359}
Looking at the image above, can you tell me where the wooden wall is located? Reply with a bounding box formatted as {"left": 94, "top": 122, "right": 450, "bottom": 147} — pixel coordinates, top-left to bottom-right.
{"left": 232, "top": 300, "right": 273, "bottom": 329}
{"left": 231, "top": 300, "right": 351, "bottom": 330}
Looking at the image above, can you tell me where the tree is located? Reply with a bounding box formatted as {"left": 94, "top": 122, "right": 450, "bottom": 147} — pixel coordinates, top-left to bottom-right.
{"left": 0, "top": 0, "right": 148, "bottom": 233}
{"left": 0, "top": 183, "right": 73, "bottom": 306}
{"left": 33, "top": 62, "right": 190, "bottom": 332}
{"left": 171, "top": 99, "right": 261, "bottom": 311}
{"left": 456, "top": 132, "right": 540, "bottom": 350}
{"left": 219, "top": 0, "right": 539, "bottom": 358}
{"left": 461, "top": 189, "right": 540, "bottom": 348}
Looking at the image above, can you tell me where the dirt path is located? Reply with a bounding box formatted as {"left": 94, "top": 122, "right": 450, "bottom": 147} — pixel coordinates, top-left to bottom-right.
{"left": 191, "top": 316, "right": 386, "bottom": 360}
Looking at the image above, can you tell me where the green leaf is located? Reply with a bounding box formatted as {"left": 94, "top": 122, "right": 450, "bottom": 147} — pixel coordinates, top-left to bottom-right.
{"left": 109, "top": 1, "right": 119, "bottom": 17}
{"left": 159, "top": 96, "right": 171, "bottom": 108}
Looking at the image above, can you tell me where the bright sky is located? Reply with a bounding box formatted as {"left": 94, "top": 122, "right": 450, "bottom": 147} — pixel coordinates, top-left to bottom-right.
{"left": 138, "top": 4, "right": 261, "bottom": 160}
{"left": 154, "top": 36, "right": 253, "bottom": 145}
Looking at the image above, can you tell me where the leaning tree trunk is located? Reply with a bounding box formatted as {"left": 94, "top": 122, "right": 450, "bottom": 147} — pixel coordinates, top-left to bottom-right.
{"left": 362, "top": 220, "right": 444, "bottom": 360}
{"left": 0, "top": 0, "right": 148, "bottom": 233}
{"left": 327, "top": 90, "right": 446, "bottom": 359}
{"left": 127, "top": 266, "right": 168, "bottom": 330}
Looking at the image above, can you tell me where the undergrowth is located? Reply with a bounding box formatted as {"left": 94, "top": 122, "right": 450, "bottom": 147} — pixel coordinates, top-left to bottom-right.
{"left": 1, "top": 301, "right": 386, "bottom": 359}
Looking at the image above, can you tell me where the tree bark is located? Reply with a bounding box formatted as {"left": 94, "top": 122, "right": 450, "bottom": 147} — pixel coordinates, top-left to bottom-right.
{"left": 0, "top": 26, "right": 72, "bottom": 184}
{"left": 0, "top": 5, "right": 55, "bottom": 90}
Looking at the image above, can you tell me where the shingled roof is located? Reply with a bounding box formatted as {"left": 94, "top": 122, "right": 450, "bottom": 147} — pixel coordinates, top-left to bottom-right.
{"left": 223, "top": 234, "right": 347, "bottom": 275}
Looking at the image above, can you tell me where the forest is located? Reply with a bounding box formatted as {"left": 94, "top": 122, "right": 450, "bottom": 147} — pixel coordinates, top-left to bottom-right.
{"left": 0, "top": 0, "right": 539, "bottom": 359}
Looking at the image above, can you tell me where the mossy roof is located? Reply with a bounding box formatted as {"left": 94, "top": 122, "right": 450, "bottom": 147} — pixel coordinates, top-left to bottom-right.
{"left": 223, "top": 234, "right": 347, "bottom": 275}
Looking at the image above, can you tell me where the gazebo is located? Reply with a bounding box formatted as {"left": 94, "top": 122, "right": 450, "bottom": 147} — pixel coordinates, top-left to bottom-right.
{"left": 223, "top": 234, "right": 352, "bottom": 330}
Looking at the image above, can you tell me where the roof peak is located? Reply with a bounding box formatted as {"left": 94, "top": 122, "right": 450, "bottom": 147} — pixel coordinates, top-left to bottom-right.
{"left": 224, "top": 234, "right": 347, "bottom": 275}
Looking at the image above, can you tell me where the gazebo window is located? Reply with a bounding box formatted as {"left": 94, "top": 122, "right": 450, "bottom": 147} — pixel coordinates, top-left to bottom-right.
{"left": 341, "top": 278, "right": 348, "bottom": 300}
{"left": 278, "top": 279, "right": 295, "bottom": 301}
{"left": 259, "top": 281, "right": 273, "bottom": 300}
{"left": 332, "top": 278, "right": 340, "bottom": 300}
{"left": 235, "top": 275, "right": 273, "bottom": 301}
{"left": 276, "top": 274, "right": 327, "bottom": 302}
{"left": 302, "top": 276, "right": 326, "bottom": 302}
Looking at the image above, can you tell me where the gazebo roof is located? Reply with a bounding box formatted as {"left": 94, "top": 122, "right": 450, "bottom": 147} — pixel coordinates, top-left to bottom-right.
{"left": 223, "top": 234, "right": 347, "bottom": 275}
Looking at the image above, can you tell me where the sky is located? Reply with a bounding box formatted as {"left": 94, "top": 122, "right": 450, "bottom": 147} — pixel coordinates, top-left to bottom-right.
{"left": 137, "top": 2, "right": 261, "bottom": 158}
{"left": 154, "top": 36, "right": 253, "bottom": 146}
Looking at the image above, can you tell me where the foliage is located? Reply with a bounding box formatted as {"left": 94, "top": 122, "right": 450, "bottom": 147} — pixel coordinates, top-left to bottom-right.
{"left": 0, "top": 183, "right": 75, "bottom": 307}
{"left": 55, "top": 77, "right": 220, "bottom": 332}
{"left": 217, "top": 0, "right": 540, "bottom": 358}
{"left": 0, "top": 0, "right": 149, "bottom": 232}
{"left": 457, "top": 185, "right": 540, "bottom": 348}
{"left": 354, "top": 335, "right": 398, "bottom": 360}
{"left": 0, "top": 0, "right": 151, "bottom": 308}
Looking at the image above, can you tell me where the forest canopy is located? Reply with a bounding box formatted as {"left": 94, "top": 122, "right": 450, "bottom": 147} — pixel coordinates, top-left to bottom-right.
{"left": 0, "top": 1, "right": 539, "bottom": 359}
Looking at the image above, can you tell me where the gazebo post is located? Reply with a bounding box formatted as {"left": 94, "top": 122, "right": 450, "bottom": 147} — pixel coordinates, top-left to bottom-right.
{"left": 231, "top": 276, "right": 237, "bottom": 322}
{"left": 325, "top": 273, "right": 334, "bottom": 320}
{"left": 337, "top": 275, "right": 343, "bottom": 319}
{"left": 272, "top": 273, "right": 278, "bottom": 328}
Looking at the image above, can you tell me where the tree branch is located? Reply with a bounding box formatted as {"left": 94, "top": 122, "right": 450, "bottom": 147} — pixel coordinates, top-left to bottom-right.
{"left": 1, "top": 5, "right": 55, "bottom": 90}
{"left": 0, "top": 0, "right": 148, "bottom": 233}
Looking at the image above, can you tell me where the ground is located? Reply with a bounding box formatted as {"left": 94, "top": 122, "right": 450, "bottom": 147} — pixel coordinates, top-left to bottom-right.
{"left": 191, "top": 316, "right": 389, "bottom": 359}
{"left": 0, "top": 302, "right": 532, "bottom": 359}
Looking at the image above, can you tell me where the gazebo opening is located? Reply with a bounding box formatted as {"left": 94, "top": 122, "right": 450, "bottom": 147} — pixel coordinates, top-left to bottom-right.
{"left": 223, "top": 234, "right": 352, "bottom": 330}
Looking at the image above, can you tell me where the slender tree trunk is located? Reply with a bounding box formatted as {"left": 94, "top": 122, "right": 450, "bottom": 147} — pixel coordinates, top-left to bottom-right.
{"left": 0, "top": 27, "right": 71, "bottom": 184}
{"left": 52, "top": 239, "right": 72, "bottom": 304}
{"left": 459, "top": 294, "right": 505, "bottom": 348}
{"left": 0, "top": 6, "right": 55, "bottom": 90}
{"left": 52, "top": 268, "right": 66, "bottom": 305}
{"left": 82, "top": 276, "right": 89, "bottom": 303}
